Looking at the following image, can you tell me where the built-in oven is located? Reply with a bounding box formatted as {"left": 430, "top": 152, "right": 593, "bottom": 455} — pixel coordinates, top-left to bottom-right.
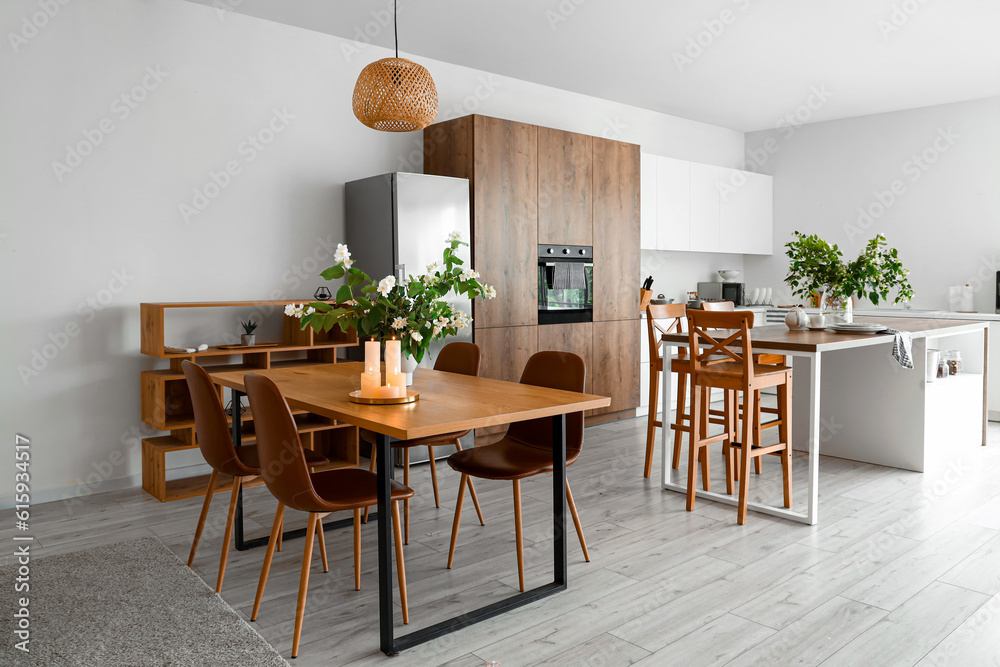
{"left": 538, "top": 245, "right": 593, "bottom": 325}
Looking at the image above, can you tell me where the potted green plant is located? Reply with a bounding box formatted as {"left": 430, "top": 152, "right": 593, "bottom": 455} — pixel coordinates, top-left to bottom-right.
{"left": 285, "top": 233, "right": 496, "bottom": 384}
{"left": 240, "top": 319, "right": 258, "bottom": 346}
{"left": 784, "top": 232, "right": 913, "bottom": 322}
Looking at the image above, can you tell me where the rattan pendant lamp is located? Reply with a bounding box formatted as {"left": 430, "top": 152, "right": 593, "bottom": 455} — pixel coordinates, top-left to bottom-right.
{"left": 352, "top": 0, "right": 439, "bottom": 132}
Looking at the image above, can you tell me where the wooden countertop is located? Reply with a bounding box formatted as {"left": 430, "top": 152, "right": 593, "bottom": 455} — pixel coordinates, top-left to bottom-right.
{"left": 210, "top": 362, "right": 610, "bottom": 440}
{"left": 661, "top": 317, "right": 988, "bottom": 353}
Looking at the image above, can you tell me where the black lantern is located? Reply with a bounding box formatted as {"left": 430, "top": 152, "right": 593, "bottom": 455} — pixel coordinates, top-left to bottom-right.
{"left": 314, "top": 286, "right": 332, "bottom": 301}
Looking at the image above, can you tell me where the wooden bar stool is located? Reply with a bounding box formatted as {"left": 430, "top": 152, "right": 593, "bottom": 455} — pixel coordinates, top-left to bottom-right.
{"left": 360, "top": 342, "right": 485, "bottom": 542}
{"left": 686, "top": 310, "right": 793, "bottom": 524}
{"left": 243, "top": 373, "right": 414, "bottom": 658}
{"left": 181, "top": 361, "right": 329, "bottom": 593}
{"left": 644, "top": 303, "right": 727, "bottom": 479}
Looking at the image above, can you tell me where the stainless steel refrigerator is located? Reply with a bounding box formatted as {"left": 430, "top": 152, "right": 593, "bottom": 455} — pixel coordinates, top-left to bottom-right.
{"left": 345, "top": 172, "right": 472, "bottom": 465}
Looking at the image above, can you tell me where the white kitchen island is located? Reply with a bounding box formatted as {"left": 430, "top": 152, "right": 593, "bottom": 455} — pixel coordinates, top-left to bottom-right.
{"left": 659, "top": 317, "right": 989, "bottom": 525}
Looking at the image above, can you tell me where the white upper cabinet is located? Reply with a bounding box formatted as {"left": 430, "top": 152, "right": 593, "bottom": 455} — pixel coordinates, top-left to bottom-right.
{"left": 656, "top": 157, "right": 691, "bottom": 252}
{"left": 719, "top": 168, "right": 773, "bottom": 255}
{"left": 640, "top": 153, "right": 658, "bottom": 250}
{"left": 640, "top": 154, "right": 773, "bottom": 255}
{"left": 689, "top": 162, "right": 722, "bottom": 253}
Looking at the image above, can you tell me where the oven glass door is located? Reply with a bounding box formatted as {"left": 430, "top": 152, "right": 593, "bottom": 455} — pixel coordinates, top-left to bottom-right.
{"left": 538, "top": 261, "right": 593, "bottom": 324}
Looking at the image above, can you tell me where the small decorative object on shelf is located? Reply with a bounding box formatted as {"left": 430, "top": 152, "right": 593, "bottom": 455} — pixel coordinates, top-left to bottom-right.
{"left": 286, "top": 236, "right": 496, "bottom": 392}
{"left": 314, "top": 286, "right": 332, "bottom": 301}
{"left": 240, "top": 319, "right": 258, "bottom": 346}
{"left": 784, "top": 231, "right": 913, "bottom": 323}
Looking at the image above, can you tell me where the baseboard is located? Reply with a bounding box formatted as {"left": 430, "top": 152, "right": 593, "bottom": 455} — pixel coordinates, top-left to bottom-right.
{"left": 990, "top": 410, "right": 1000, "bottom": 422}
{"left": 0, "top": 462, "right": 214, "bottom": 510}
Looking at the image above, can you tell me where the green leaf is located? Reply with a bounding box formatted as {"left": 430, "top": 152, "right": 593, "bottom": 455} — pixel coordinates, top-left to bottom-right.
{"left": 347, "top": 271, "right": 365, "bottom": 287}
{"left": 336, "top": 284, "right": 352, "bottom": 302}
{"left": 321, "top": 265, "right": 345, "bottom": 280}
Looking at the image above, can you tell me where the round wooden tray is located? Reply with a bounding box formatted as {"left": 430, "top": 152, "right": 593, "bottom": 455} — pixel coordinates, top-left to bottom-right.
{"left": 348, "top": 389, "right": 419, "bottom": 405}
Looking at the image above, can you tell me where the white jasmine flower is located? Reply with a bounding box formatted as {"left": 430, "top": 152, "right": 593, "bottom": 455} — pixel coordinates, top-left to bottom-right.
{"left": 410, "top": 330, "right": 423, "bottom": 343}
{"left": 343, "top": 258, "right": 354, "bottom": 269}
{"left": 305, "top": 306, "right": 315, "bottom": 315}
{"left": 377, "top": 275, "right": 396, "bottom": 297}
{"left": 284, "top": 304, "right": 296, "bottom": 316}
{"left": 334, "top": 243, "right": 351, "bottom": 265}
{"left": 447, "top": 230, "right": 463, "bottom": 243}
{"left": 345, "top": 299, "right": 358, "bottom": 307}
{"left": 460, "top": 268, "right": 479, "bottom": 281}
{"left": 426, "top": 261, "right": 442, "bottom": 275}
{"left": 391, "top": 317, "right": 407, "bottom": 330}
{"left": 484, "top": 285, "right": 497, "bottom": 300}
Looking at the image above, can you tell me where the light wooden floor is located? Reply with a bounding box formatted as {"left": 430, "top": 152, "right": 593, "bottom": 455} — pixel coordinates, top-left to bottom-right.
{"left": 9, "top": 414, "right": 1000, "bottom": 666}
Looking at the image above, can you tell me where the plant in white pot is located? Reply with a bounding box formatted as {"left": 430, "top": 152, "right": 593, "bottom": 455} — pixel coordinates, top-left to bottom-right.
{"left": 240, "top": 319, "right": 257, "bottom": 346}
{"left": 784, "top": 232, "right": 914, "bottom": 323}
{"left": 286, "top": 233, "right": 496, "bottom": 385}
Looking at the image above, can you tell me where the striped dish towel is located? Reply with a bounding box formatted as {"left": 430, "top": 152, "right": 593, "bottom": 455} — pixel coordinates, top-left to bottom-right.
{"left": 883, "top": 327, "right": 913, "bottom": 369}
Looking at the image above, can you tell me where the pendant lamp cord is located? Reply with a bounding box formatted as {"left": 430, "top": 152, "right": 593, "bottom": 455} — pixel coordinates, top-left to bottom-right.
{"left": 394, "top": 0, "right": 399, "bottom": 58}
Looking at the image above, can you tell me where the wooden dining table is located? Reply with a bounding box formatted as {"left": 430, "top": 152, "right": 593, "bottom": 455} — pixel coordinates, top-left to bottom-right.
{"left": 209, "top": 361, "right": 609, "bottom": 655}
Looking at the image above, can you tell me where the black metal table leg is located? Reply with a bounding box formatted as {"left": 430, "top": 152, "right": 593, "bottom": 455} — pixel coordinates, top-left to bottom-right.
{"left": 378, "top": 413, "right": 570, "bottom": 655}
{"left": 376, "top": 432, "right": 396, "bottom": 654}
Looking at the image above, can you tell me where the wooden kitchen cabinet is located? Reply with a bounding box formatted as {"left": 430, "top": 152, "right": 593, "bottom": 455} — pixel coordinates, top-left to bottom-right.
{"left": 537, "top": 322, "right": 593, "bottom": 394}
{"left": 592, "top": 319, "right": 640, "bottom": 416}
{"left": 538, "top": 127, "right": 593, "bottom": 246}
{"left": 425, "top": 115, "right": 538, "bottom": 329}
{"left": 475, "top": 325, "right": 538, "bottom": 436}
{"left": 593, "top": 137, "right": 640, "bottom": 322}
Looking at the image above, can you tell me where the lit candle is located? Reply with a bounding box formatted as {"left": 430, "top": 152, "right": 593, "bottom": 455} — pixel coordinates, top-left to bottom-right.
{"left": 378, "top": 382, "right": 402, "bottom": 399}
{"left": 361, "top": 340, "right": 382, "bottom": 398}
{"left": 384, "top": 338, "right": 406, "bottom": 392}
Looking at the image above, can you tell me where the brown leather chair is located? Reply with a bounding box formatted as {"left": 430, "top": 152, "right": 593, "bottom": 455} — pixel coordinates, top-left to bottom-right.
{"left": 446, "top": 351, "right": 590, "bottom": 592}
{"left": 243, "top": 373, "right": 414, "bottom": 658}
{"left": 361, "top": 342, "right": 485, "bottom": 542}
{"left": 686, "top": 310, "right": 793, "bottom": 524}
{"left": 181, "top": 360, "right": 328, "bottom": 593}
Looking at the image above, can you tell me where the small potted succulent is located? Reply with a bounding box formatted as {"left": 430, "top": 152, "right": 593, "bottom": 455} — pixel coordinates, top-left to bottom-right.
{"left": 240, "top": 319, "right": 258, "bottom": 346}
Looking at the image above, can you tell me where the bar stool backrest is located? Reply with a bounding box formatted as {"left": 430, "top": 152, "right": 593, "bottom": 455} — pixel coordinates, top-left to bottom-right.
{"left": 699, "top": 301, "right": 736, "bottom": 312}
{"left": 686, "top": 310, "right": 756, "bottom": 382}
{"left": 505, "top": 351, "right": 586, "bottom": 458}
{"left": 244, "top": 373, "right": 327, "bottom": 513}
{"left": 182, "top": 360, "right": 256, "bottom": 477}
{"left": 646, "top": 303, "right": 687, "bottom": 365}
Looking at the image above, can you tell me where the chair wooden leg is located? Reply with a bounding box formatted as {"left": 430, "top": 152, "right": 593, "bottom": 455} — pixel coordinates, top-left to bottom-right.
{"left": 428, "top": 445, "right": 440, "bottom": 508}
{"left": 687, "top": 384, "right": 702, "bottom": 511}
{"left": 754, "top": 399, "right": 763, "bottom": 475}
{"left": 353, "top": 508, "right": 362, "bottom": 590}
{"left": 216, "top": 476, "right": 242, "bottom": 593}
{"left": 392, "top": 500, "right": 409, "bottom": 625}
{"left": 644, "top": 366, "right": 660, "bottom": 478}
{"left": 513, "top": 479, "right": 525, "bottom": 592}
{"left": 738, "top": 390, "right": 755, "bottom": 525}
{"left": 250, "top": 502, "right": 284, "bottom": 621}
{"left": 672, "top": 371, "right": 688, "bottom": 469}
{"left": 277, "top": 514, "right": 283, "bottom": 552}
{"left": 725, "top": 390, "right": 736, "bottom": 496}
{"left": 363, "top": 445, "right": 376, "bottom": 523}
{"left": 316, "top": 516, "right": 328, "bottom": 573}
{"left": 455, "top": 441, "right": 485, "bottom": 525}
{"left": 291, "top": 513, "right": 318, "bottom": 659}
{"left": 566, "top": 480, "right": 589, "bottom": 562}
{"left": 699, "top": 394, "right": 711, "bottom": 492}
{"left": 403, "top": 448, "right": 410, "bottom": 545}
{"left": 779, "top": 377, "right": 793, "bottom": 509}
{"left": 187, "top": 469, "right": 218, "bottom": 567}
{"left": 447, "top": 474, "right": 468, "bottom": 568}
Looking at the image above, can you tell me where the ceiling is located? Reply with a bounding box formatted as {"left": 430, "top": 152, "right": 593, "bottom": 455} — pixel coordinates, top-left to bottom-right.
{"left": 184, "top": 0, "right": 1000, "bottom": 131}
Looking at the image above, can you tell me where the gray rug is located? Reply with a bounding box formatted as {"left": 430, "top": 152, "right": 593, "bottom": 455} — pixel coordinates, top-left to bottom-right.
{"left": 2, "top": 537, "right": 287, "bottom": 666}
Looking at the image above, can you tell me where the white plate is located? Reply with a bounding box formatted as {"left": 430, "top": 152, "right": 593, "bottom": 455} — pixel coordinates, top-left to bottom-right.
{"left": 807, "top": 326, "right": 828, "bottom": 331}
{"left": 832, "top": 322, "right": 884, "bottom": 329}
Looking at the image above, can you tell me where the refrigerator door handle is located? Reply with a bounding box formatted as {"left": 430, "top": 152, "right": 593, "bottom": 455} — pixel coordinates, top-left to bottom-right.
{"left": 395, "top": 264, "right": 406, "bottom": 284}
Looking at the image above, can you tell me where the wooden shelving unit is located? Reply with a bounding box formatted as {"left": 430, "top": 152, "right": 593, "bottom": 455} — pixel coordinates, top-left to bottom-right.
{"left": 139, "top": 300, "right": 360, "bottom": 502}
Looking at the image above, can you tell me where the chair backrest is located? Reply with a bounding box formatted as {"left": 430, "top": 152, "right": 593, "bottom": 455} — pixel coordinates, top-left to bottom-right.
{"left": 645, "top": 303, "right": 686, "bottom": 364}
{"left": 505, "top": 351, "right": 586, "bottom": 458}
{"left": 434, "top": 341, "right": 482, "bottom": 377}
{"left": 182, "top": 361, "right": 254, "bottom": 476}
{"left": 243, "top": 373, "right": 325, "bottom": 512}
{"left": 686, "top": 310, "right": 756, "bottom": 381}
{"left": 700, "top": 300, "right": 735, "bottom": 312}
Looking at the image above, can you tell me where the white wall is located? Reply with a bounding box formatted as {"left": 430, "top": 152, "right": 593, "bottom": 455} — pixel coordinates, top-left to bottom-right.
{"left": 0, "top": 0, "right": 744, "bottom": 505}
{"left": 742, "top": 97, "right": 1000, "bottom": 310}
